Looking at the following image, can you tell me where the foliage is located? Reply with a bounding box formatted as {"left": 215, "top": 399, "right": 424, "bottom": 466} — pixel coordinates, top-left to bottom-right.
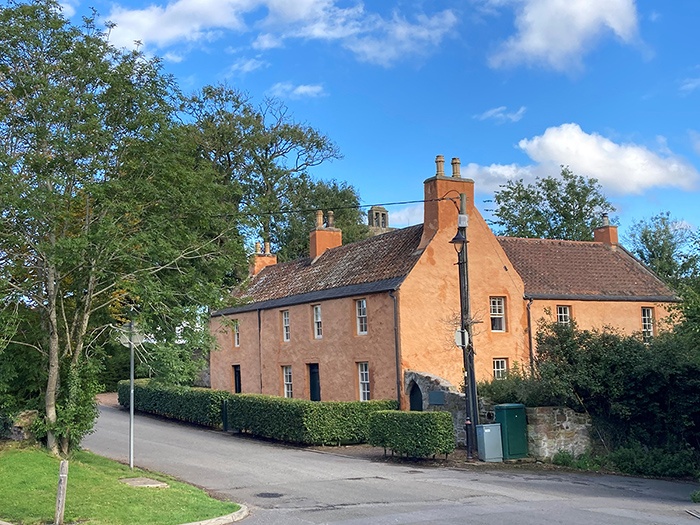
{"left": 692, "top": 489, "right": 700, "bottom": 504}
{"left": 368, "top": 410, "right": 456, "bottom": 458}
{"left": 607, "top": 443, "right": 698, "bottom": 478}
{"left": 275, "top": 178, "right": 369, "bottom": 262}
{"left": 625, "top": 212, "right": 699, "bottom": 287}
{"left": 0, "top": 1, "right": 245, "bottom": 454}
{"left": 229, "top": 393, "right": 397, "bottom": 445}
{"left": 182, "top": 84, "right": 349, "bottom": 254}
{"left": 0, "top": 444, "right": 239, "bottom": 524}
{"left": 118, "top": 379, "right": 229, "bottom": 428}
{"left": 551, "top": 450, "right": 606, "bottom": 471}
{"left": 477, "top": 363, "right": 566, "bottom": 407}
{"left": 491, "top": 166, "right": 615, "bottom": 240}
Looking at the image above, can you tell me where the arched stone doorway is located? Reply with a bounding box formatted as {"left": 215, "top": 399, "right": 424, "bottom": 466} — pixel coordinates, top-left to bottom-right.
{"left": 409, "top": 382, "right": 423, "bottom": 411}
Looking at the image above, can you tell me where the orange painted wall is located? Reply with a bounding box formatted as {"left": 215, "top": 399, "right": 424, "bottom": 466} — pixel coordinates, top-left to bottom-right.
{"left": 210, "top": 292, "right": 399, "bottom": 401}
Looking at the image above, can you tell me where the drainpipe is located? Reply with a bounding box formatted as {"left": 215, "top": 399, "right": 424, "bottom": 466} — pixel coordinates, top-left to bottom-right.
{"left": 389, "top": 290, "right": 402, "bottom": 409}
{"left": 257, "top": 309, "right": 263, "bottom": 392}
{"left": 526, "top": 297, "right": 534, "bottom": 375}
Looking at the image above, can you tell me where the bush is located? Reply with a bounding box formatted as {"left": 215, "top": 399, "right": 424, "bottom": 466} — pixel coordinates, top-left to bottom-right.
{"left": 552, "top": 450, "right": 574, "bottom": 467}
{"left": 478, "top": 365, "right": 567, "bottom": 407}
{"left": 0, "top": 409, "right": 12, "bottom": 439}
{"left": 691, "top": 490, "right": 700, "bottom": 504}
{"left": 228, "top": 394, "right": 396, "bottom": 445}
{"left": 117, "top": 379, "right": 231, "bottom": 428}
{"left": 608, "top": 443, "right": 699, "bottom": 478}
{"left": 368, "top": 410, "right": 456, "bottom": 458}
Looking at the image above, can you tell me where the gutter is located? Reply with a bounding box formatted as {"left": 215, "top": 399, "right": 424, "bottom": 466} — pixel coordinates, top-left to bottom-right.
{"left": 389, "top": 290, "right": 402, "bottom": 409}
{"left": 257, "top": 309, "right": 263, "bottom": 392}
{"left": 525, "top": 296, "right": 534, "bottom": 375}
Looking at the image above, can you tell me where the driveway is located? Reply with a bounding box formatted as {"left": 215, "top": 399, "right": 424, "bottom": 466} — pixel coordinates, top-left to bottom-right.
{"left": 83, "top": 405, "right": 700, "bottom": 524}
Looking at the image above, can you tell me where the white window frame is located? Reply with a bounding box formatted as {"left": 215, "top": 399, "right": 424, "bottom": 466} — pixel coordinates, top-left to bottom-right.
{"left": 313, "top": 305, "right": 323, "bottom": 339}
{"left": 282, "top": 310, "right": 290, "bottom": 342}
{"left": 642, "top": 307, "right": 654, "bottom": 341}
{"left": 490, "top": 297, "right": 506, "bottom": 332}
{"left": 358, "top": 362, "right": 370, "bottom": 401}
{"left": 356, "top": 299, "right": 368, "bottom": 335}
{"left": 282, "top": 365, "right": 293, "bottom": 398}
{"left": 233, "top": 319, "right": 240, "bottom": 347}
{"left": 556, "top": 305, "right": 571, "bottom": 325}
{"left": 493, "top": 358, "right": 508, "bottom": 379}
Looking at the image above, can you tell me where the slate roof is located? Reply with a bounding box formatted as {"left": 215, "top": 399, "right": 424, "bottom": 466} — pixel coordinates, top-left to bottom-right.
{"left": 213, "top": 224, "right": 424, "bottom": 316}
{"left": 497, "top": 237, "right": 678, "bottom": 302}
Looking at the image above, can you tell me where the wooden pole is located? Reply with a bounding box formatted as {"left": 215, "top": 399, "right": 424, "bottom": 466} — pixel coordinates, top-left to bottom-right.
{"left": 54, "top": 460, "right": 68, "bottom": 525}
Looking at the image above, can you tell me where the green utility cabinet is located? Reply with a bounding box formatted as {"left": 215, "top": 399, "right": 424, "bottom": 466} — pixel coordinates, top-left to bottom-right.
{"left": 494, "top": 403, "right": 528, "bottom": 459}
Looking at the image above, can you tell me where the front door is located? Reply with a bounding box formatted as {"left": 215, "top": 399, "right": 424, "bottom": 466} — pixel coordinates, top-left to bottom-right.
{"left": 409, "top": 383, "right": 423, "bottom": 411}
{"left": 308, "top": 363, "right": 321, "bottom": 401}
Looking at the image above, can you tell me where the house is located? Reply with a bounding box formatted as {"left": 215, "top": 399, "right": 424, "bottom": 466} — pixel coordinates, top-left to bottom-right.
{"left": 210, "top": 155, "right": 678, "bottom": 408}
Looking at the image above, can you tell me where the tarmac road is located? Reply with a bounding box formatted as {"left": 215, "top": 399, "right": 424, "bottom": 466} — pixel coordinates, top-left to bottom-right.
{"left": 83, "top": 405, "right": 700, "bottom": 524}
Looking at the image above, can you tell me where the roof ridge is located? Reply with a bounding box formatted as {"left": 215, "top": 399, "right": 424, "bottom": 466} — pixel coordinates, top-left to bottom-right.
{"left": 497, "top": 236, "right": 603, "bottom": 246}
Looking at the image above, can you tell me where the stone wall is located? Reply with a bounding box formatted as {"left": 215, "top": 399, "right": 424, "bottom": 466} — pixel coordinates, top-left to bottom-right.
{"left": 525, "top": 406, "right": 591, "bottom": 460}
{"left": 406, "top": 371, "right": 591, "bottom": 460}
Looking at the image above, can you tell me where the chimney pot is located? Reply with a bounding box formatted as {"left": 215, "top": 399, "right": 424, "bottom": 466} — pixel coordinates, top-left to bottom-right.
{"left": 435, "top": 155, "right": 445, "bottom": 177}
{"left": 451, "top": 157, "right": 461, "bottom": 178}
{"left": 264, "top": 241, "right": 271, "bottom": 255}
{"left": 315, "top": 210, "right": 324, "bottom": 229}
{"left": 327, "top": 210, "right": 335, "bottom": 228}
{"left": 602, "top": 213, "right": 610, "bottom": 227}
{"left": 254, "top": 241, "right": 262, "bottom": 254}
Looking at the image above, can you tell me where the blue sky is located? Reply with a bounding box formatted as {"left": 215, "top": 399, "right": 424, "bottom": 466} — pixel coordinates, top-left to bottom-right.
{"left": 62, "top": 0, "right": 700, "bottom": 239}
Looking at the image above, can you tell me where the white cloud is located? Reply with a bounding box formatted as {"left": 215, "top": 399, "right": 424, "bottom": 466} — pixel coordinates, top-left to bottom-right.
{"left": 467, "top": 123, "right": 699, "bottom": 195}
{"left": 60, "top": 1, "right": 78, "bottom": 18}
{"left": 163, "top": 52, "right": 184, "bottom": 63}
{"left": 269, "top": 82, "right": 326, "bottom": 99}
{"left": 103, "top": 1, "right": 455, "bottom": 66}
{"left": 680, "top": 78, "right": 700, "bottom": 94}
{"left": 690, "top": 130, "right": 700, "bottom": 156}
{"left": 474, "top": 105, "right": 527, "bottom": 123}
{"left": 487, "top": 0, "right": 639, "bottom": 71}
{"left": 390, "top": 203, "right": 424, "bottom": 227}
{"left": 227, "top": 57, "right": 268, "bottom": 75}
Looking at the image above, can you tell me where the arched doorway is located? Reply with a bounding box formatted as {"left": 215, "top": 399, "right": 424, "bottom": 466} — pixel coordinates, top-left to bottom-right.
{"left": 409, "top": 382, "right": 423, "bottom": 411}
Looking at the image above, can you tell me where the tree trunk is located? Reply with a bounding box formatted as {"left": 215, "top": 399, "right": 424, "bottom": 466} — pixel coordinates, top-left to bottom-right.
{"left": 45, "top": 264, "right": 61, "bottom": 456}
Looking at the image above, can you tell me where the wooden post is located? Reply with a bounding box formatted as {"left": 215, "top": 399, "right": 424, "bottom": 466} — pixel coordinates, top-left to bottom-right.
{"left": 55, "top": 460, "right": 68, "bottom": 525}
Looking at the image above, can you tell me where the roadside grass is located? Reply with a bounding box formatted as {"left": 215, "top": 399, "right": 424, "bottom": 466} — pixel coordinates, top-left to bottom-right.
{"left": 0, "top": 442, "right": 239, "bottom": 525}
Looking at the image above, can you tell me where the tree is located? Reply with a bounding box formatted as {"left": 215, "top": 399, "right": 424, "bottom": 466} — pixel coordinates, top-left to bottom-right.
{"left": 0, "top": 0, "right": 245, "bottom": 454}
{"left": 182, "top": 84, "right": 343, "bottom": 252}
{"left": 491, "top": 167, "right": 615, "bottom": 240}
{"left": 275, "top": 178, "right": 369, "bottom": 262}
{"left": 625, "top": 212, "right": 699, "bottom": 287}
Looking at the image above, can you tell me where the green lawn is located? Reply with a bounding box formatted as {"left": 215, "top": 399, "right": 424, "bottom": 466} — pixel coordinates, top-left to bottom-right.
{"left": 0, "top": 443, "right": 240, "bottom": 525}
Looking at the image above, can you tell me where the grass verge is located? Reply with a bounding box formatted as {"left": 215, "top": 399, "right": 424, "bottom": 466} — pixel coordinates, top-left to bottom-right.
{"left": 0, "top": 442, "right": 239, "bottom": 525}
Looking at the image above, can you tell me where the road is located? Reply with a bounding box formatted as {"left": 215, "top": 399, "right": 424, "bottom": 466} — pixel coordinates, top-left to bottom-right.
{"left": 83, "top": 405, "right": 700, "bottom": 524}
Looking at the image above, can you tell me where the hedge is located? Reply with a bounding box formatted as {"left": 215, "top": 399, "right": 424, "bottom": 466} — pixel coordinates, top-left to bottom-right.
{"left": 228, "top": 394, "right": 397, "bottom": 445}
{"left": 117, "top": 379, "right": 230, "bottom": 428}
{"left": 368, "top": 410, "right": 456, "bottom": 458}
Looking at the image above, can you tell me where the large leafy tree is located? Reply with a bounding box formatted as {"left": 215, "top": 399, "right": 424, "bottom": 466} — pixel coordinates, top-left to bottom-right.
{"left": 183, "top": 84, "right": 346, "bottom": 252}
{"left": 491, "top": 167, "right": 615, "bottom": 240}
{"left": 625, "top": 212, "right": 699, "bottom": 287}
{"left": 0, "top": 0, "right": 245, "bottom": 454}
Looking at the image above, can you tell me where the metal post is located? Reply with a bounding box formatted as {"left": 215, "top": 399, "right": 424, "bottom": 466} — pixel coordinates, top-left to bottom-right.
{"left": 129, "top": 320, "right": 134, "bottom": 470}
{"left": 456, "top": 193, "right": 479, "bottom": 459}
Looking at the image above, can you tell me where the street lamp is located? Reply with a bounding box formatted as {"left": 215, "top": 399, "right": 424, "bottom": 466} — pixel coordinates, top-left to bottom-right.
{"left": 450, "top": 192, "right": 479, "bottom": 460}
{"left": 119, "top": 321, "right": 144, "bottom": 470}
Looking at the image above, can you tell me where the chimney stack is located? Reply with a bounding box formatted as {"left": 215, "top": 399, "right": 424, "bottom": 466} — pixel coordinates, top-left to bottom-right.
{"left": 250, "top": 240, "right": 278, "bottom": 276}
{"left": 309, "top": 210, "right": 342, "bottom": 259}
{"left": 593, "top": 213, "right": 618, "bottom": 246}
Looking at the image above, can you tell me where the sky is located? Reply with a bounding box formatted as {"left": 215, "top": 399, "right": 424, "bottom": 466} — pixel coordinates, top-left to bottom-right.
{"left": 60, "top": 0, "right": 700, "bottom": 240}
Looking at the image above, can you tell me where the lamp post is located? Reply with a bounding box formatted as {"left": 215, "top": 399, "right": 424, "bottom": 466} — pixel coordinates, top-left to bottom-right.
{"left": 450, "top": 192, "right": 479, "bottom": 460}
{"left": 119, "top": 321, "right": 144, "bottom": 470}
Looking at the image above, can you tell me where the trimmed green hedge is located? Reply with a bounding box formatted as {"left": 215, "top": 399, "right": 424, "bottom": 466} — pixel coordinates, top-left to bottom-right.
{"left": 368, "top": 410, "right": 456, "bottom": 458}
{"left": 228, "top": 394, "right": 397, "bottom": 445}
{"left": 117, "top": 379, "right": 230, "bottom": 428}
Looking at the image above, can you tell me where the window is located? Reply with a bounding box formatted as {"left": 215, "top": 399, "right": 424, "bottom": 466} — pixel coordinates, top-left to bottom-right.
{"left": 282, "top": 310, "right": 290, "bottom": 342}
{"left": 358, "top": 362, "right": 370, "bottom": 401}
{"left": 233, "top": 320, "right": 240, "bottom": 347}
{"left": 556, "top": 305, "right": 571, "bottom": 325}
{"left": 356, "top": 299, "right": 368, "bottom": 335}
{"left": 313, "top": 305, "right": 323, "bottom": 339}
{"left": 642, "top": 307, "right": 654, "bottom": 341}
{"left": 232, "top": 365, "right": 241, "bottom": 393}
{"left": 490, "top": 297, "right": 506, "bottom": 332}
{"left": 493, "top": 358, "right": 508, "bottom": 379}
{"left": 282, "top": 365, "right": 293, "bottom": 398}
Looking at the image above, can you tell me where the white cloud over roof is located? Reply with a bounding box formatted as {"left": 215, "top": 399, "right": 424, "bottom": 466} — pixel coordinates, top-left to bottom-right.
{"left": 465, "top": 123, "right": 699, "bottom": 195}
{"left": 268, "top": 82, "right": 326, "bottom": 99}
{"left": 105, "top": 0, "right": 456, "bottom": 67}
{"left": 486, "top": 0, "right": 639, "bottom": 71}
